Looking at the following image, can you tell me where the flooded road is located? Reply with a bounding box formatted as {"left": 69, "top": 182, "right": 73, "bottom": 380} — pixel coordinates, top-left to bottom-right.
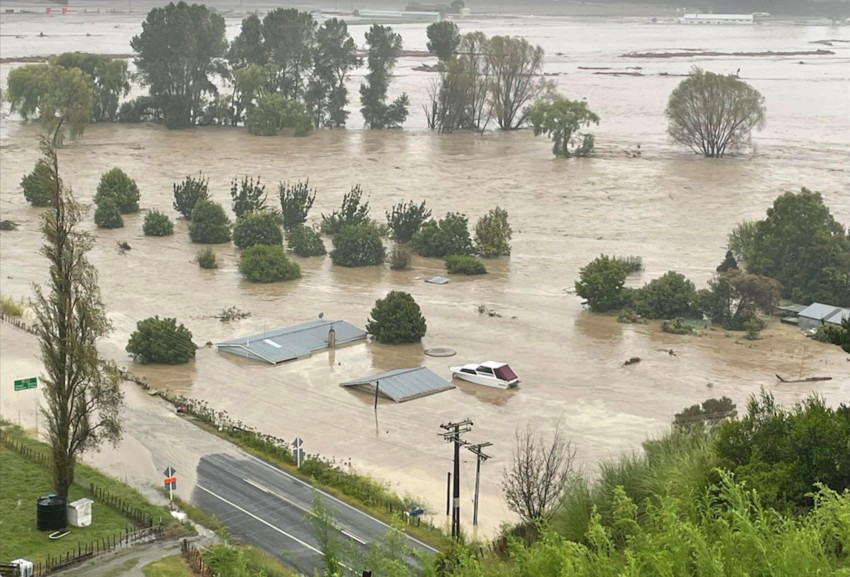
{"left": 1, "top": 8, "right": 849, "bottom": 538}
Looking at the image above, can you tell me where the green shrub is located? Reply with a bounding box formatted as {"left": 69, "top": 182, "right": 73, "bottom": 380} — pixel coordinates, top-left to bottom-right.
{"left": 142, "top": 209, "right": 174, "bottom": 236}
{"left": 445, "top": 254, "right": 487, "bottom": 275}
{"left": 386, "top": 200, "right": 431, "bottom": 243}
{"left": 366, "top": 291, "right": 427, "bottom": 344}
{"left": 230, "top": 175, "right": 267, "bottom": 218}
{"left": 189, "top": 200, "right": 231, "bottom": 244}
{"left": 744, "top": 317, "right": 764, "bottom": 340}
{"left": 632, "top": 271, "right": 698, "bottom": 320}
{"left": 615, "top": 255, "right": 643, "bottom": 273}
{"left": 20, "top": 159, "right": 55, "bottom": 207}
{"left": 388, "top": 244, "right": 411, "bottom": 270}
{"left": 196, "top": 248, "right": 218, "bottom": 269}
{"left": 279, "top": 180, "right": 316, "bottom": 232}
{"left": 330, "top": 224, "right": 385, "bottom": 267}
{"left": 95, "top": 167, "right": 140, "bottom": 213}
{"left": 661, "top": 318, "right": 694, "bottom": 335}
{"left": 173, "top": 174, "right": 210, "bottom": 219}
{"left": 410, "top": 213, "right": 474, "bottom": 258}
{"left": 126, "top": 316, "right": 197, "bottom": 364}
{"left": 239, "top": 244, "right": 301, "bottom": 283}
{"left": 575, "top": 254, "right": 628, "bottom": 312}
{"left": 287, "top": 225, "right": 326, "bottom": 257}
{"left": 1, "top": 295, "right": 26, "bottom": 317}
{"left": 474, "top": 207, "right": 512, "bottom": 257}
{"left": 232, "top": 210, "right": 282, "bottom": 249}
{"left": 813, "top": 318, "right": 850, "bottom": 353}
{"left": 93, "top": 197, "right": 124, "bottom": 229}
{"left": 321, "top": 185, "right": 370, "bottom": 235}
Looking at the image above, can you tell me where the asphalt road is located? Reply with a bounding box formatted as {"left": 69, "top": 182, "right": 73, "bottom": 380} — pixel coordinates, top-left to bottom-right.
{"left": 194, "top": 452, "right": 437, "bottom": 576}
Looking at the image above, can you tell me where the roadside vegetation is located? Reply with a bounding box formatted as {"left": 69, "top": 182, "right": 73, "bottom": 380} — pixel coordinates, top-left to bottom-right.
{"left": 291, "top": 392, "right": 850, "bottom": 576}
{"left": 158, "top": 394, "right": 452, "bottom": 550}
{"left": 0, "top": 294, "right": 26, "bottom": 317}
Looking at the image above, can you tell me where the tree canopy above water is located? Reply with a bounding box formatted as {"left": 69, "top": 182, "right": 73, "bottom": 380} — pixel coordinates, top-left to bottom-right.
{"left": 666, "top": 67, "right": 766, "bottom": 158}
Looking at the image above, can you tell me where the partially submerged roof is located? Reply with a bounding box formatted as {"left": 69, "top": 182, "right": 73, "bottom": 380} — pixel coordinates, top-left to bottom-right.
{"left": 217, "top": 320, "right": 366, "bottom": 364}
{"left": 340, "top": 367, "right": 454, "bottom": 403}
{"left": 776, "top": 303, "right": 807, "bottom": 315}
{"left": 425, "top": 276, "right": 449, "bottom": 284}
{"left": 798, "top": 303, "right": 850, "bottom": 325}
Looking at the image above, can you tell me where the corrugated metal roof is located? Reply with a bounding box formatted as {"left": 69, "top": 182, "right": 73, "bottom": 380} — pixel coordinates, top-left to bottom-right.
{"left": 340, "top": 367, "right": 455, "bottom": 403}
{"left": 799, "top": 303, "right": 843, "bottom": 322}
{"left": 826, "top": 308, "right": 850, "bottom": 325}
{"left": 216, "top": 320, "right": 366, "bottom": 364}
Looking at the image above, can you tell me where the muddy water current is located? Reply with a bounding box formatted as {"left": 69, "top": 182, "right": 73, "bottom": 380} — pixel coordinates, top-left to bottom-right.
{"left": 1, "top": 8, "right": 849, "bottom": 537}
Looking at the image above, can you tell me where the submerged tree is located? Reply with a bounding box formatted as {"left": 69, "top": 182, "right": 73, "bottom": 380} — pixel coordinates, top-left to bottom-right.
{"left": 6, "top": 64, "right": 95, "bottom": 144}
{"left": 33, "top": 137, "right": 123, "bottom": 499}
{"left": 230, "top": 175, "right": 267, "bottom": 218}
{"left": 307, "top": 18, "right": 361, "bottom": 128}
{"left": 747, "top": 188, "right": 850, "bottom": 306}
{"left": 386, "top": 200, "right": 431, "bottom": 243}
{"left": 360, "top": 24, "right": 409, "bottom": 129}
{"left": 426, "top": 20, "right": 461, "bottom": 61}
{"left": 666, "top": 67, "right": 766, "bottom": 158}
{"left": 529, "top": 97, "right": 600, "bottom": 158}
{"left": 131, "top": 2, "right": 227, "bottom": 128}
{"left": 486, "top": 35, "right": 551, "bottom": 130}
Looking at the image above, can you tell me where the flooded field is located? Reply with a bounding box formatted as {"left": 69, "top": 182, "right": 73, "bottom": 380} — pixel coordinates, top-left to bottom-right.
{"left": 1, "top": 6, "right": 848, "bottom": 537}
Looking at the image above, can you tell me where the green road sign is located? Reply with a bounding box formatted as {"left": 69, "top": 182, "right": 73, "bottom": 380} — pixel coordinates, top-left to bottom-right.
{"left": 14, "top": 377, "right": 37, "bottom": 392}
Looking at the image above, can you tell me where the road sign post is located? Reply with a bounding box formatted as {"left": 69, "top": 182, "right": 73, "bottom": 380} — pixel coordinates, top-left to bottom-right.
{"left": 293, "top": 437, "right": 304, "bottom": 468}
{"left": 13, "top": 378, "right": 38, "bottom": 429}
{"left": 163, "top": 466, "right": 177, "bottom": 506}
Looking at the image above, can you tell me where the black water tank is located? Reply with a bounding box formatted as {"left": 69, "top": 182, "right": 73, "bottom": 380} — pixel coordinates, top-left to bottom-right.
{"left": 36, "top": 494, "right": 67, "bottom": 531}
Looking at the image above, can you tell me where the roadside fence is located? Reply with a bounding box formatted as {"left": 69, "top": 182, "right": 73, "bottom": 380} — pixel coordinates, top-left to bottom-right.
{"left": 0, "top": 311, "right": 38, "bottom": 336}
{"left": 0, "top": 429, "right": 155, "bottom": 530}
{"left": 181, "top": 540, "right": 213, "bottom": 577}
{"left": 0, "top": 525, "right": 163, "bottom": 577}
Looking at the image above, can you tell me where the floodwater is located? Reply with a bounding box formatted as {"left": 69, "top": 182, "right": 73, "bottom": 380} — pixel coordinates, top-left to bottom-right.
{"left": 1, "top": 6, "right": 849, "bottom": 538}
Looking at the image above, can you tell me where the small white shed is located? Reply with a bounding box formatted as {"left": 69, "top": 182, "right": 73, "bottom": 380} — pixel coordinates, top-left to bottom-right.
{"left": 67, "top": 497, "right": 93, "bottom": 527}
{"left": 11, "top": 559, "right": 34, "bottom": 577}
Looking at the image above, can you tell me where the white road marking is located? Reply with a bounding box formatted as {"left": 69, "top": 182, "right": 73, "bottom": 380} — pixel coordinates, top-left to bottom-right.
{"left": 244, "top": 478, "right": 368, "bottom": 546}
{"left": 196, "top": 483, "right": 322, "bottom": 555}
{"left": 246, "top": 454, "right": 439, "bottom": 553}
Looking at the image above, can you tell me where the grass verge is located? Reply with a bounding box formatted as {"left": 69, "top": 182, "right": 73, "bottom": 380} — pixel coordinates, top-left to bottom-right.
{"left": 0, "top": 423, "right": 186, "bottom": 565}
{"left": 142, "top": 555, "right": 194, "bottom": 577}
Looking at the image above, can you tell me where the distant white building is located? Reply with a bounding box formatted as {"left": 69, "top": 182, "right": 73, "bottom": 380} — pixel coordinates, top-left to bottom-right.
{"left": 679, "top": 13, "right": 756, "bottom": 24}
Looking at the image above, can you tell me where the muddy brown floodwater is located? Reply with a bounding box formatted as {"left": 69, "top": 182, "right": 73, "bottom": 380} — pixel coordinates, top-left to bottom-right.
{"left": 1, "top": 10, "right": 849, "bottom": 538}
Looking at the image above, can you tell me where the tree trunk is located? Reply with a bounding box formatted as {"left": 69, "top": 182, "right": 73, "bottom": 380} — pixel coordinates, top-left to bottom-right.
{"left": 53, "top": 449, "right": 74, "bottom": 499}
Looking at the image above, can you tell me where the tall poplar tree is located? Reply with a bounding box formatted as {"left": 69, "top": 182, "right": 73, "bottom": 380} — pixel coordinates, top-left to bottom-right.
{"left": 33, "top": 136, "right": 123, "bottom": 499}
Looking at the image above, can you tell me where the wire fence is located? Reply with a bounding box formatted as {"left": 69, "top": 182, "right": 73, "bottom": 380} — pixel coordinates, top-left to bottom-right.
{"left": 0, "top": 525, "right": 163, "bottom": 577}
{"left": 0, "top": 311, "right": 38, "bottom": 336}
{"left": 0, "top": 430, "right": 155, "bottom": 530}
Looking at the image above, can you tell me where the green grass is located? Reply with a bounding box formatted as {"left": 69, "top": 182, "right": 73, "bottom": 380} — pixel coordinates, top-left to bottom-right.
{"left": 0, "top": 446, "right": 139, "bottom": 565}
{"left": 0, "top": 424, "right": 185, "bottom": 565}
{"left": 241, "top": 546, "right": 300, "bottom": 577}
{"left": 142, "top": 555, "right": 194, "bottom": 577}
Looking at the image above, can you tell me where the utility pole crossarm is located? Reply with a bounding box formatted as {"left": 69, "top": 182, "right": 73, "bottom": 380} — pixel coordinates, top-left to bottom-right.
{"left": 439, "top": 419, "right": 474, "bottom": 539}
